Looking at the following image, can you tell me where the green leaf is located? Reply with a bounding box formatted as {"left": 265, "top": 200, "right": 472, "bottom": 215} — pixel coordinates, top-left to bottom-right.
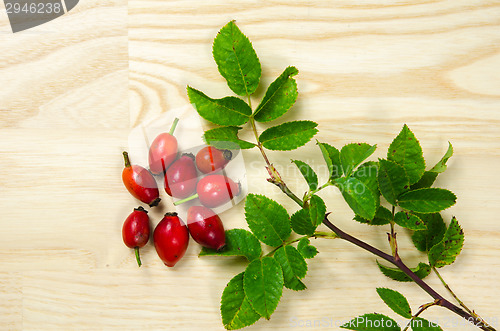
{"left": 212, "top": 21, "right": 261, "bottom": 96}
{"left": 428, "top": 217, "right": 464, "bottom": 268}
{"left": 317, "top": 141, "right": 342, "bottom": 179}
{"left": 411, "top": 317, "right": 443, "bottom": 331}
{"left": 308, "top": 195, "right": 326, "bottom": 226}
{"left": 221, "top": 272, "right": 261, "bottom": 330}
{"left": 274, "top": 246, "right": 307, "bottom": 291}
{"left": 410, "top": 171, "right": 438, "bottom": 190}
{"left": 187, "top": 87, "right": 251, "bottom": 126}
{"left": 394, "top": 211, "right": 426, "bottom": 231}
{"left": 292, "top": 160, "right": 318, "bottom": 190}
{"left": 254, "top": 66, "right": 298, "bottom": 122}
{"left": 259, "top": 121, "right": 318, "bottom": 151}
{"left": 317, "top": 142, "right": 333, "bottom": 178}
{"left": 411, "top": 142, "right": 453, "bottom": 189}
{"left": 199, "top": 229, "right": 262, "bottom": 261}
{"left": 376, "top": 288, "right": 412, "bottom": 319}
{"left": 354, "top": 206, "right": 392, "bottom": 226}
{"left": 353, "top": 161, "right": 380, "bottom": 208}
{"left": 377, "top": 261, "right": 431, "bottom": 282}
{"left": 411, "top": 213, "right": 446, "bottom": 252}
{"left": 243, "top": 257, "right": 284, "bottom": 319}
{"left": 340, "top": 143, "right": 377, "bottom": 176}
{"left": 429, "top": 142, "right": 453, "bottom": 173}
{"left": 377, "top": 159, "right": 409, "bottom": 206}
{"left": 398, "top": 188, "right": 456, "bottom": 214}
{"left": 245, "top": 194, "right": 291, "bottom": 247}
{"left": 336, "top": 177, "right": 377, "bottom": 220}
{"left": 341, "top": 313, "right": 401, "bottom": 330}
{"left": 387, "top": 124, "right": 426, "bottom": 185}
{"left": 203, "top": 126, "right": 256, "bottom": 150}
{"left": 290, "top": 208, "right": 316, "bottom": 236}
{"left": 297, "top": 238, "right": 318, "bottom": 259}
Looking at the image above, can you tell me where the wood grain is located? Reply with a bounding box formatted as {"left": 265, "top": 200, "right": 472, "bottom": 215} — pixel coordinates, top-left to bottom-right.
{"left": 1, "top": 0, "right": 500, "bottom": 330}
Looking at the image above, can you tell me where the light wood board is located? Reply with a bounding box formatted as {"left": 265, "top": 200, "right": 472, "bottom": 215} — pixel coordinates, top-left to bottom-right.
{"left": 1, "top": 1, "right": 500, "bottom": 330}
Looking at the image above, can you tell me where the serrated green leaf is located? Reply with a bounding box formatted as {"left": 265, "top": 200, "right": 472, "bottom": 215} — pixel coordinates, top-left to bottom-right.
{"left": 253, "top": 66, "right": 298, "bottom": 122}
{"left": 429, "top": 142, "right": 453, "bottom": 173}
{"left": 274, "top": 246, "right": 307, "bottom": 291}
{"left": 291, "top": 208, "right": 316, "bottom": 236}
{"left": 212, "top": 21, "right": 261, "bottom": 96}
{"left": 394, "top": 211, "right": 426, "bottom": 231}
{"left": 336, "top": 177, "right": 377, "bottom": 220}
{"left": 376, "top": 288, "right": 412, "bottom": 319}
{"left": 221, "top": 272, "right": 261, "bottom": 330}
{"left": 203, "top": 126, "right": 256, "bottom": 150}
{"left": 411, "top": 142, "right": 453, "bottom": 189}
{"left": 187, "top": 87, "right": 251, "bottom": 126}
{"left": 317, "top": 141, "right": 333, "bottom": 178}
{"left": 292, "top": 160, "right": 318, "bottom": 190}
{"left": 341, "top": 313, "right": 401, "bottom": 330}
{"left": 354, "top": 206, "right": 392, "bottom": 226}
{"left": 410, "top": 171, "right": 438, "bottom": 190}
{"left": 411, "top": 213, "right": 446, "bottom": 252}
{"left": 317, "top": 141, "right": 342, "bottom": 179}
{"left": 199, "top": 229, "right": 262, "bottom": 261}
{"left": 286, "top": 278, "right": 305, "bottom": 291}
{"left": 259, "top": 121, "right": 318, "bottom": 151}
{"left": 387, "top": 124, "right": 426, "bottom": 185}
{"left": 340, "top": 143, "right": 377, "bottom": 177}
{"left": 378, "top": 159, "right": 409, "bottom": 206}
{"left": 243, "top": 257, "right": 284, "bottom": 319}
{"left": 428, "top": 217, "right": 464, "bottom": 268}
{"left": 411, "top": 317, "right": 443, "bottom": 331}
{"left": 377, "top": 261, "right": 431, "bottom": 282}
{"left": 245, "top": 194, "right": 291, "bottom": 247}
{"left": 398, "top": 188, "right": 456, "bottom": 214}
{"left": 353, "top": 161, "right": 380, "bottom": 208}
{"left": 297, "top": 238, "right": 318, "bottom": 259}
{"left": 308, "top": 195, "right": 326, "bottom": 226}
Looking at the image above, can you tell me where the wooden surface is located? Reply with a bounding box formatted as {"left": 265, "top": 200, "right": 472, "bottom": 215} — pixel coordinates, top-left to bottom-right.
{"left": 1, "top": 1, "right": 500, "bottom": 330}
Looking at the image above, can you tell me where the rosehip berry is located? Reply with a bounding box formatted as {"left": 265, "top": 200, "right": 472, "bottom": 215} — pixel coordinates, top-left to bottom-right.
{"left": 195, "top": 146, "right": 232, "bottom": 174}
{"left": 196, "top": 175, "right": 240, "bottom": 208}
{"left": 187, "top": 206, "right": 226, "bottom": 251}
{"left": 122, "top": 206, "right": 150, "bottom": 267}
{"left": 164, "top": 153, "right": 198, "bottom": 199}
{"left": 148, "top": 118, "right": 179, "bottom": 175}
{"left": 122, "top": 151, "right": 161, "bottom": 207}
{"left": 153, "top": 212, "right": 189, "bottom": 267}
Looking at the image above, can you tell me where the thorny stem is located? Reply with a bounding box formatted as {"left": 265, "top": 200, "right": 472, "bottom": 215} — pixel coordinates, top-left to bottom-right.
{"left": 433, "top": 266, "right": 490, "bottom": 327}
{"left": 249, "top": 117, "right": 304, "bottom": 207}
{"left": 246, "top": 96, "right": 326, "bottom": 207}
{"left": 402, "top": 299, "right": 440, "bottom": 331}
{"left": 322, "top": 215, "right": 496, "bottom": 331}
{"left": 250, "top": 118, "right": 272, "bottom": 166}
{"left": 243, "top": 91, "right": 495, "bottom": 331}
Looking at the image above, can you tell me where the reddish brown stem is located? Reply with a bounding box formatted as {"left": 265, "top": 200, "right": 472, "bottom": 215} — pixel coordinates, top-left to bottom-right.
{"left": 322, "top": 215, "right": 496, "bottom": 331}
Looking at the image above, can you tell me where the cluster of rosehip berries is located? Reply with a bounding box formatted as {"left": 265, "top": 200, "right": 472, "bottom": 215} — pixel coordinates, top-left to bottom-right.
{"left": 121, "top": 119, "right": 240, "bottom": 267}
